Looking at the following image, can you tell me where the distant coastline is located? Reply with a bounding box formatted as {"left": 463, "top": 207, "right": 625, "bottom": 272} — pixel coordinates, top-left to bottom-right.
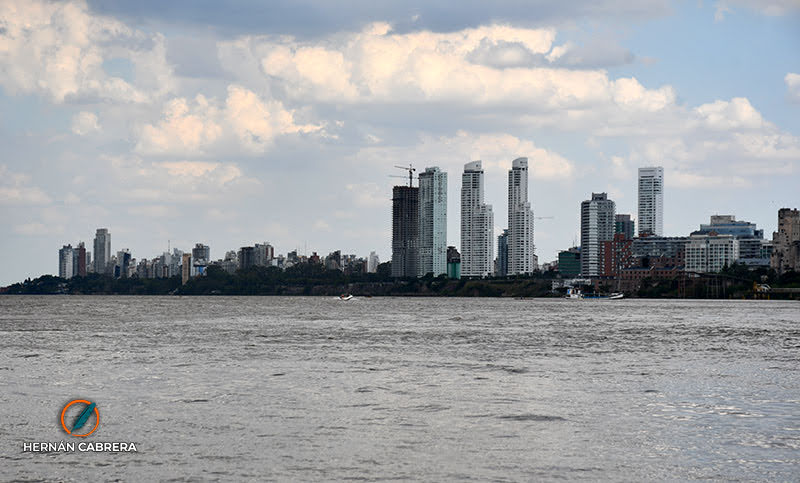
{"left": 3, "top": 265, "right": 798, "bottom": 299}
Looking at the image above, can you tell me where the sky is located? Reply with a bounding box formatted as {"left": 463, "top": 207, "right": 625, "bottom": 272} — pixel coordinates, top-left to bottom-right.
{"left": 1, "top": 0, "right": 799, "bottom": 284}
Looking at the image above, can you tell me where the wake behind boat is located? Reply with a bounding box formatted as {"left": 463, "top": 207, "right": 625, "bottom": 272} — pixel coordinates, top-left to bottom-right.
{"left": 339, "top": 294, "right": 354, "bottom": 301}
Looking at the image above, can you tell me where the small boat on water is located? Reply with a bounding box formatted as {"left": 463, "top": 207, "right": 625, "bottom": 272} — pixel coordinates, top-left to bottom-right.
{"left": 339, "top": 294, "right": 354, "bottom": 301}
{"left": 566, "top": 288, "right": 623, "bottom": 300}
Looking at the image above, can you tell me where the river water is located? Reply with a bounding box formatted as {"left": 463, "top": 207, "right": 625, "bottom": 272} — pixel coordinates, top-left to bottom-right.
{"left": 0, "top": 296, "right": 798, "bottom": 481}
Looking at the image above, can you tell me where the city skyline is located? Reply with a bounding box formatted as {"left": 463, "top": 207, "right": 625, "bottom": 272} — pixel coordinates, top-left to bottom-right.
{"left": 1, "top": 1, "right": 799, "bottom": 285}
{"left": 15, "top": 157, "right": 800, "bottom": 283}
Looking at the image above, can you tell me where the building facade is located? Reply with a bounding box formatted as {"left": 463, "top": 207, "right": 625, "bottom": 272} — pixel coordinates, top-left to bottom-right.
{"left": 507, "top": 157, "right": 535, "bottom": 275}
{"left": 181, "top": 253, "right": 192, "bottom": 284}
{"left": 631, "top": 236, "right": 689, "bottom": 267}
{"left": 59, "top": 245, "right": 74, "bottom": 279}
{"left": 93, "top": 228, "right": 111, "bottom": 275}
{"left": 460, "top": 161, "right": 494, "bottom": 277}
{"left": 367, "top": 251, "right": 380, "bottom": 273}
{"left": 496, "top": 229, "right": 509, "bottom": 277}
{"left": 580, "top": 193, "right": 615, "bottom": 277}
{"left": 771, "top": 208, "right": 800, "bottom": 274}
{"left": 447, "top": 246, "right": 461, "bottom": 279}
{"left": 615, "top": 214, "right": 635, "bottom": 240}
{"left": 603, "top": 233, "right": 635, "bottom": 277}
{"left": 638, "top": 167, "right": 664, "bottom": 237}
{"left": 75, "top": 242, "right": 87, "bottom": 277}
{"left": 391, "top": 186, "right": 419, "bottom": 278}
{"left": 685, "top": 234, "right": 740, "bottom": 273}
{"left": 692, "top": 215, "right": 770, "bottom": 266}
{"left": 418, "top": 167, "right": 447, "bottom": 277}
{"left": 558, "top": 248, "right": 581, "bottom": 277}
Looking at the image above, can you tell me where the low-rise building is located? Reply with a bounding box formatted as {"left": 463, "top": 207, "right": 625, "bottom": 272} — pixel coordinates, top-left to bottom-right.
{"left": 558, "top": 247, "right": 581, "bottom": 277}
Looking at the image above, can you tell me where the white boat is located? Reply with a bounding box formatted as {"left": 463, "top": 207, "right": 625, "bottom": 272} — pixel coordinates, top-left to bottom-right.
{"left": 566, "top": 288, "right": 623, "bottom": 300}
{"left": 339, "top": 294, "right": 354, "bottom": 301}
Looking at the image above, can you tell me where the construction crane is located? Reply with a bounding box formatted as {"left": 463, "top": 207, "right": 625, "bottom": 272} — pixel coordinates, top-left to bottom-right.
{"left": 391, "top": 164, "right": 416, "bottom": 187}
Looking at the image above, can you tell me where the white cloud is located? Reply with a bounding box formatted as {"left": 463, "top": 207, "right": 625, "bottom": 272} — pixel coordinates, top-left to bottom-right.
{"left": 0, "top": 0, "right": 173, "bottom": 103}
{"left": 694, "top": 97, "right": 764, "bottom": 130}
{"left": 0, "top": 165, "right": 52, "bottom": 205}
{"left": 786, "top": 72, "right": 800, "bottom": 102}
{"left": 356, "top": 130, "right": 574, "bottom": 180}
{"left": 71, "top": 111, "right": 101, "bottom": 136}
{"left": 220, "top": 22, "right": 673, "bottom": 115}
{"left": 136, "top": 85, "right": 320, "bottom": 156}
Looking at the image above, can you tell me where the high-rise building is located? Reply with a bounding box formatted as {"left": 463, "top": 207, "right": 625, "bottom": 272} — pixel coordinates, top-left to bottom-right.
{"left": 367, "top": 251, "right": 380, "bottom": 273}
{"left": 181, "top": 253, "right": 192, "bottom": 284}
{"left": 253, "top": 243, "right": 274, "bottom": 266}
{"left": 461, "top": 161, "right": 494, "bottom": 277}
{"left": 496, "top": 229, "right": 509, "bottom": 277}
{"left": 93, "top": 228, "right": 111, "bottom": 275}
{"left": 116, "top": 249, "right": 131, "bottom": 278}
{"left": 507, "top": 157, "right": 535, "bottom": 275}
{"left": 418, "top": 167, "right": 447, "bottom": 277}
{"left": 581, "top": 192, "right": 616, "bottom": 277}
{"left": 638, "top": 167, "right": 663, "bottom": 237}
{"left": 615, "top": 214, "right": 635, "bottom": 240}
{"left": 75, "top": 242, "right": 87, "bottom": 277}
{"left": 391, "top": 186, "right": 419, "bottom": 278}
{"left": 239, "top": 246, "right": 256, "bottom": 270}
{"left": 771, "top": 208, "right": 800, "bottom": 274}
{"left": 59, "top": 244, "right": 74, "bottom": 279}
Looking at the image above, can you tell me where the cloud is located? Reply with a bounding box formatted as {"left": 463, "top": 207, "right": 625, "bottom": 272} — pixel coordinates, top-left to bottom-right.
{"left": 714, "top": 0, "right": 800, "bottom": 20}
{"left": 104, "top": 156, "right": 261, "bottom": 203}
{"left": 127, "top": 205, "right": 173, "bottom": 217}
{"left": 694, "top": 97, "right": 765, "bottom": 130}
{"left": 136, "top": 85, "right": 320, "bottom": 156}
{"left": 786, "top": 73, "right": 800, "bottom": 103}
{"left": 0, "top": 0, "right": 173, "bottom": 103}
{"left": 355, "top": 130, "right": 575, "bottom": 180}
{"left": 222, "top": 22, "right": 676, "bottom": 112}
{"left": 71, "top": 112, "right": 101, "bottom": 135}
{"left": 13, "top": 222, "right": 64, "bottom": 236}
{"left": 0, "top": 165, "right": 52, "bottom": 205}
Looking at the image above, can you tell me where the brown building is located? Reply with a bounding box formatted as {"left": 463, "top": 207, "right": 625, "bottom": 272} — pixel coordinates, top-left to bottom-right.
{"left": 602, "top": 233, "right": 634, "bottom": 277}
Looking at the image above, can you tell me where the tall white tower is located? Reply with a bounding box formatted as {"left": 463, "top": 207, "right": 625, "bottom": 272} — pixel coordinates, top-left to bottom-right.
{"left": 507, "top": 157, "right": 535, "bottom": 275}
{"left": 461, "top": 161, "right": 494, "bottom": 277}
{"left": 638, "top": 167, "right": 664, "bottom": 237}
{"left": 418, "top": 166, "right": 448, "bottom": 277}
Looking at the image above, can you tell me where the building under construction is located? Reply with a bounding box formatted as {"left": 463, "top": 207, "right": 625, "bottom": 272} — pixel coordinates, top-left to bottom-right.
{"left": 391, "top": 186, "right": 419, "bottom": 278}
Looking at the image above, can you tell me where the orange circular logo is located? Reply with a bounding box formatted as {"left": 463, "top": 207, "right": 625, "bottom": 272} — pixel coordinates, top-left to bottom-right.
{"left": 60, "top": 399, "right": 100, "bottom": 437}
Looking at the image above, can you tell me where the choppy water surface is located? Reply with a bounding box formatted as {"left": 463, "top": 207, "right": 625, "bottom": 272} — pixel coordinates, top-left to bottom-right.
{"left": 0, "top": 296, "right": 798, "bottom": 481}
